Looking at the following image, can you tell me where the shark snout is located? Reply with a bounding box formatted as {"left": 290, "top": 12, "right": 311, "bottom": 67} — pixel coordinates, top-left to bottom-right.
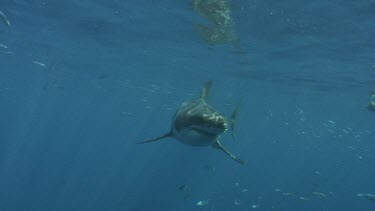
{"left": 222, "top": 120, "right": 229, "bottom": 129}
{"left": 193, "top": 113, "right": 227, "bottom": 135}
{"left": 213, "top": 115, "right": 228, "bottom": 130}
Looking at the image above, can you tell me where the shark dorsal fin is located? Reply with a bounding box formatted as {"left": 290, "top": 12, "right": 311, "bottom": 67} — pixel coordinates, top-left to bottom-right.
{"left": 200, "top": 80, "right": 213, "bottom": 100}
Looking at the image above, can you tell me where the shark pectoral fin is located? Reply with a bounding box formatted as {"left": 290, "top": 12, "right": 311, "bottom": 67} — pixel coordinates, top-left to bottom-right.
{"left": 200, "top": 80, "right": 213, "bottom": 100}
{"left": 230, "top": 98, "right": 243, "bottom": 141}
{"left": 213, "top": 140, "right": 245, "bottom": 165}
{"left": 137, "top": 132, "right": 173, "bottom": 144}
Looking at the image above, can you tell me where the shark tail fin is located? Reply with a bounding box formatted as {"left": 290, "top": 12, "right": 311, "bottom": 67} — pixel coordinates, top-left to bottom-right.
{"left": 200, "top": 80, "right": 213, "bottom": 100}
{"left": 137, "top": 132, "right": 173, "bottom": 144}
{"left": 230, "top": 98, "right": 243, "bottom": 141}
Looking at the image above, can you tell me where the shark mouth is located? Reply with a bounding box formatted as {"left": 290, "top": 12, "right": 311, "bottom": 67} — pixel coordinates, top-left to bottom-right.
{"left": 191, "top": 126, "right": 223, "bottom": 136}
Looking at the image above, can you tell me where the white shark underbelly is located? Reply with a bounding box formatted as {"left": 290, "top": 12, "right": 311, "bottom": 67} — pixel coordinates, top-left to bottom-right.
{"left": 173, "top": 128, "right": 217, "bottom": 147}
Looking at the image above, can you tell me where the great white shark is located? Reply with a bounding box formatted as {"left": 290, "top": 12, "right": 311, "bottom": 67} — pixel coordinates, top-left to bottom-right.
{"left": 138, "top": 80, "right": 245, "bottom": 164}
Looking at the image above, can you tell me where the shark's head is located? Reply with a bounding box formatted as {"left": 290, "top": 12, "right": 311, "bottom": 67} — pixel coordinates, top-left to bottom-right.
{"left": 188, "top": 112, "right": 228, "bottom": 136}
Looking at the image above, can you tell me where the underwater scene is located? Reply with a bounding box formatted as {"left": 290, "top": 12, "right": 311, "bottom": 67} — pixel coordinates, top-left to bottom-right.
{"left": 1, "top": 0, "right": 375, "bottom": 210}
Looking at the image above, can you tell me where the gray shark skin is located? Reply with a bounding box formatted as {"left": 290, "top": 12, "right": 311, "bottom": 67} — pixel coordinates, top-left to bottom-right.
{"left": 138, "top": 81, "right": 245, "bottom": 165}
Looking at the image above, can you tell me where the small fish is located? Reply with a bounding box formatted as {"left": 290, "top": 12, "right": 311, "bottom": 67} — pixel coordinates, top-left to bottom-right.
{"left": 0, "top": 43, "right": 7, "bottom": 49}
{"left": 33, "top": 61, "right": 46, "bottom": 67}
{"left": 299, "top": 196, "right": 309, "bottom": 200}
{"left": 196, "top": 200, "right": 209, "bottom": 206}
{"left": 234, "top": 199, "right": 241, "bottom": 205}
{"left": 0, "top": 10, "right": 10, "bottom": 26}
{"left": 178, "top": 185, "right": 188, "bottom": 191}
{"left": 357, "top": 193, "right": 375, "bottom": 201}
{"left": 312, "top": 192, "right": 327, "bottom": 197}
{"left": 251, "top": 204, "right": 260, "bottom": 209}
{"left": 0, "top": 51, "right": 14, "bottom": 54}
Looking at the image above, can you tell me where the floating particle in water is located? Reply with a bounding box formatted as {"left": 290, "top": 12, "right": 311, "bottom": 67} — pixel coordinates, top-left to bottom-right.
{"left": 98, "top": 74, "right": 111, "bottom": 79}
{"left": 183, "top": 194, "right": 192, "bottom": 200}
{"left": 326, "top": 129, "right": 335, "bottom": 133}
{"left": 202, "top": 164, "right": 216, "bottom": 174}
{"left": 274, "top": 188, "right": 281, "bottom": 192}
{"left": 196, "top": 200, "right": 209, "bottom": 206}
{"left": 121, "top": 111, "right": 133, "bottom": 116}
{"left": 241, "top": 188, "right": 248, "bottom": 193}
{"left": 234, "top": 199, "right": 241, "bottom": 205}
{"left": 265, "top": 110, "right": 273, "bottom": 120}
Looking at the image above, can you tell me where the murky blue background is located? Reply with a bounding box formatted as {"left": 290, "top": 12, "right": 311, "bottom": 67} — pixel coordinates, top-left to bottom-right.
{"left": 1, "top": 0, "right": 375, "bottom": 210}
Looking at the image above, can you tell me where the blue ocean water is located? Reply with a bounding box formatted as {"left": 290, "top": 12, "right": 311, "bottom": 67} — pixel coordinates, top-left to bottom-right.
{"left": 1, "top": 0, "right": 375, "bottom": 210}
